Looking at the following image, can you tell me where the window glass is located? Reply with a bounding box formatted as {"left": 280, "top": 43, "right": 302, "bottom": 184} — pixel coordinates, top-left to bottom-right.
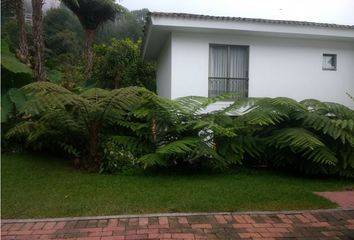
{"left": 209, "top": 45, "right": 249, "bottom": 99}
{"left": 322, "top": 54, "right": 337, "bottom": 71}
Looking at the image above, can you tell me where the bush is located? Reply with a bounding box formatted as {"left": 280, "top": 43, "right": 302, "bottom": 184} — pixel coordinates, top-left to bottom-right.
{"left": 92, "top": 39, "right": 156, "bottom": 91}
{"left": 100, "top": 139, "right": 140, "bottom": 174}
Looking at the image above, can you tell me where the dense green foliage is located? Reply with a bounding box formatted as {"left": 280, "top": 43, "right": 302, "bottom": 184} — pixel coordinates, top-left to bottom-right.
{"left": 94, "top": 9, "right": 149, "bottom": 43}
{"left": 1, "top": 40, "right": 33, "bottom": 91}
{"left": 93, "top": 38, "right": 156, "bottom": 91}
{"left": 1, "top": 3, "right": 153, "bottom": 89}
{"left": 1, "top": 19, "right": 33, "bottom": 53}
{"left": 5, "top": 82, "right": 155, "bottom": 170}
{"left": 5, "top": 82, "right": 354, "bottom": 177}
{"left": 43, "top": 8, "right": 83, "bottom": 67}
{"left": 61, "top": 0, "right": 123, "bottom": 81}
{"left": 3, "top": 154, "right": 353, "bottom": 218}
{"left": 61, "top": 0, "right": 122, "bottom": 30}
{"left": 222, "top": 98, "right": 354, "bottom": 177}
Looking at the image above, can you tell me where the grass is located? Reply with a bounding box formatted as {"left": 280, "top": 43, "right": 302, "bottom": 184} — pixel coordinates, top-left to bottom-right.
{"left": 2, "top": 154, "right": 353, "bottom": 219}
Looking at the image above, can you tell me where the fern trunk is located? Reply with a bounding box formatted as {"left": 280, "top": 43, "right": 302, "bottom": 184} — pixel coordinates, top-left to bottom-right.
{"left": 31, "top": 0, "right": 46, "bottom": 81}
{"left": 15, "top": 0, "right": 29, "bottom": 64}
{"left": 87, "top": 121, "right": 99, "bottom": 170}
{"left": 84, "top": 29, "right": 95, "bottom": 82}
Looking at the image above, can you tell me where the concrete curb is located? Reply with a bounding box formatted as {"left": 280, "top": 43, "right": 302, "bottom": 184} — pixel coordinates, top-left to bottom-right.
{"left": 2, "top": 208, "right": 354, "bottom": 224}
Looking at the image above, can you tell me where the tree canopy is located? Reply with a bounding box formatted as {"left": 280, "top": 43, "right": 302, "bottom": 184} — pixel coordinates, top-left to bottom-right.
{"left": 61, "top": 0, "right": 122, "bottom": 30}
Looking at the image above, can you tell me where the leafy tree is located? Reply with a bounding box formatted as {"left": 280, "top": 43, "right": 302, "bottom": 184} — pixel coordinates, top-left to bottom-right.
{"left": 92, "top": 38, "right": 155, "bottom": 91}
{"left": 61, "top": 0, "right": 122, "bottom": 81}
{"left": 42, "top": 7, "right": 84, "bottom": 88}
{"left": 43, "top": 7, "right": 83, "bottom": 43}
{"left": 32, "top": 0, "right": 46, "bottom": 81}
{"left": 94, "top": 8, "right": 148, "bottom": 43}
{"left": 45, "top": 30, "right": 81, "bottom": 62}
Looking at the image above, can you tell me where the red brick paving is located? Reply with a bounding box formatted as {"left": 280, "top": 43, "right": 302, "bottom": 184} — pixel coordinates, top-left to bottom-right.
{"left": 316, "top": 191, "right": 354, "bottom": 208}
{"left": 1, "top": 209, "right": 354, "bottom": 239}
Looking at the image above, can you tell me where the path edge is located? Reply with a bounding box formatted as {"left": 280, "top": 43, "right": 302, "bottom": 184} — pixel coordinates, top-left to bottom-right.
{"left": 2, "top": 208, "right": 354, "bottom": 223}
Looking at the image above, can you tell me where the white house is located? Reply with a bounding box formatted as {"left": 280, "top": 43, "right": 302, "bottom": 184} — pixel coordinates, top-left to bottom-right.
{"left": 142, "top": 12, "right": 354, "bottom": 109}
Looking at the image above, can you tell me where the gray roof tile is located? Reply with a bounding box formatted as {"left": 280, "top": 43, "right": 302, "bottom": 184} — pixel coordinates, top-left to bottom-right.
{"left": 148, "top": 12, "right": 354, "bottom": 29}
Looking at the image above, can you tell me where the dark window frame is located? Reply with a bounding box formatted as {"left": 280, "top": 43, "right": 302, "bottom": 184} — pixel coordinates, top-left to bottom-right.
{"left": 322, "top": 53, "right": 337, "bottom": 71}
{"left": 208, "top": 44, "right": 250, "bottom": 100}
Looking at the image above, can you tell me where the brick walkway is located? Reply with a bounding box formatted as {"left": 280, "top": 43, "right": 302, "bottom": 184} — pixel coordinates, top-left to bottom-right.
{"left": 2, "top": 209, "right": 354, "bottom": 240}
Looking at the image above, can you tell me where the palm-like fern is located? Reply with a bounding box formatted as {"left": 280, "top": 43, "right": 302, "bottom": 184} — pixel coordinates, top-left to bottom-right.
{"left": 7, "top": 82, "right": 354, "bottom": 176}
{"left": 6, "top": 82, "right": 154, "bottom": 170}
{"left": 225, "top": 97, "right": 354, "bottom": 176}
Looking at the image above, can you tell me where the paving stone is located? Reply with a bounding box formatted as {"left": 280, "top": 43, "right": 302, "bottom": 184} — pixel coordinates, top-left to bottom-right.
{"left": 2, "top": 209, "right": 354, "bottom": 239}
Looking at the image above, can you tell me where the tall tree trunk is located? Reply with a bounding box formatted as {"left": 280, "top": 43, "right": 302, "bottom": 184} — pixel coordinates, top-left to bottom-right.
{"left": 84, "top": 29, "right": 95, "bottom": 81}
{"left": 15, "top": 0, "right": 29, "bottom": 64}
{"left": 31, "top": 0, "right": 46, "bottom": 81}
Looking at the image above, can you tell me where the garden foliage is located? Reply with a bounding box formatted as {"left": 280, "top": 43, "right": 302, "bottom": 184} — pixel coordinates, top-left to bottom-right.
{"left": 92, "top": 38, "right": 156, "bottom": 91}
{"left": 5, "top": 82, "right": 354, "bottom": 177}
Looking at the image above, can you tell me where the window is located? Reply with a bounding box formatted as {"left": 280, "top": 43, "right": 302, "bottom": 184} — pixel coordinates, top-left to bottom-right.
{"left": 209, "top": 44, "right": 249, "bottom": 99}
{"left": 322, "top": 54, "right": 337, "bottom": 71}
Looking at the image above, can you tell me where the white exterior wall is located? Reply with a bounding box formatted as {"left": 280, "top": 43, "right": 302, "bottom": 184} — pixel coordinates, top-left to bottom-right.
{"left": 165, "top": 32, "right": 354, "bottom": 108}
{"left": 156, "top": 35, "right": 172, "bottom": 98}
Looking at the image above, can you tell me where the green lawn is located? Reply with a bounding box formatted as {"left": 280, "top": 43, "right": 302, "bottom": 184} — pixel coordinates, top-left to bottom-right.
{"left": 2, "top": 154, "right": 353, "bottom": 219}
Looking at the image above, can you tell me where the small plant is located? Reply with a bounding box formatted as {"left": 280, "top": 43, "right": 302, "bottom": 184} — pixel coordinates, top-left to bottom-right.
{"left": 100, "top": 139, "right": 140, "bottom": 174}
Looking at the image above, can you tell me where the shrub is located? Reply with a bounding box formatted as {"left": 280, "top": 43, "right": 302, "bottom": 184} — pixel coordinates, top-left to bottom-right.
{"left": 100, "top": 138, "right": 140, "bottom": 174}
{"left": 92, "top": 39, "right": 156, "bottom": 91}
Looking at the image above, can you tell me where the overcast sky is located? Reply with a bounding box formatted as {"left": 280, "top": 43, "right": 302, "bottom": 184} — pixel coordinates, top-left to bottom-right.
{"left": 119, "top": 0, "right": 354, "bottom": 25}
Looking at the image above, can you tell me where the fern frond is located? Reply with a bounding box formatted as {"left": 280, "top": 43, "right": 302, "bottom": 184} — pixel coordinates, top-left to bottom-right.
{"left": 301, "top": 99, "right": 354, "bottom": 119}
{"left": 175, "top": 94, "right": 234, "bottom": 115}
{"left": 116, "top": 120, "right": 148, "bottom": 133}
{"left": 22, "top": 81, "right": 73, "bottom": 96}
{"left": 296, "top": 111, "right": 354, "bottom": 145}
{"left": 156, "top": 138, "right": 200, "bottom": 155}
{"left": 139, "top": 153, "right": 167, "bottom": 168}
{"left": 80, "top": 88, "right": 110, "bottom": 101}
{"left": 5, "top": 121, "right": 41, "bottom": 139}
{"left": 58, "top": 142, "right": 80, "bottom": 157}
{"left": 21, "top": 83, "right": 88, "bottom": 115}
{"left": 109, "top": 135, "right": 150, "bottom": 154}
{"left": 266, "top": 128, "right": 325, "bottom": 150}
{"left": 237, "top": 107, "right": 289, "bottom": 126}
{"left": 301, "top": 146, "right": 337, "bottom": 165}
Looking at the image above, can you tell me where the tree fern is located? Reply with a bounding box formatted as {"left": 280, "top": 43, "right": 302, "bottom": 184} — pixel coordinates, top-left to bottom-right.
{"left": 7, "top": 82, "right": 155, "bottom": 170}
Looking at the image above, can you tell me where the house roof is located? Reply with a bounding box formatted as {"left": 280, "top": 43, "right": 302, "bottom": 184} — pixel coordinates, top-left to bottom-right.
{"left": 143, "top": 12, "right": 354, "bottom": 60}
{"left": 148, "top": 12, "right": 354, "bottom": 30}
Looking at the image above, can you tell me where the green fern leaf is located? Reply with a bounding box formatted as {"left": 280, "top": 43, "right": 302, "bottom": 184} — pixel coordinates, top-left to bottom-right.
{"left": 156, "top": 138, "right": 200, "bottom": 155}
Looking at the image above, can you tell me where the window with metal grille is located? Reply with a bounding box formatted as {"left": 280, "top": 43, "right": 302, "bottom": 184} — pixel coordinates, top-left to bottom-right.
{"left": 209, "top": 44, "right": 249, "bottom": 99}
{"left": 322, "top": 54, "right": 337, "bottom": 71}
